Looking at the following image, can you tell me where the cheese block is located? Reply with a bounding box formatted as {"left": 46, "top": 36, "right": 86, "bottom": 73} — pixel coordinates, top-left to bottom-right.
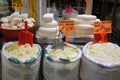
{"left": 75, "top": 30, "right": 94, "bottom": 35}
{"left": 43, "top": 13, "right": 54, "bottom": 22}
{"left": 41, "top": 20, "right": 58, "bottom": 28}
{"left": 36, "top": 31, "right": 58, "bottom": 38}
{"left": 38, "top": 27, "right": 58, "bottom": 34}
{"left": 75, "top": 24, "right": 94, "bottom": 30}
{"left": 76, "top": 15, "right": 97, "bottom": 21}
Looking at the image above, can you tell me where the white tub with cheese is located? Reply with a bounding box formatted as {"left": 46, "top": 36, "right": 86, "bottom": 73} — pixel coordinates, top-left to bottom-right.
{"left": 43, "top": 43, "right": 82, "bottom": 80}
{"left": 80, "top": 42, "right": 120, "bottom": 80}
{"left": 2, "top": 42, "right": 42, "bottom": 80}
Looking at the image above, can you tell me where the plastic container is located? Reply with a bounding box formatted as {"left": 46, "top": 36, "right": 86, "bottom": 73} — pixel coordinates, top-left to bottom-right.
{"left": 2, "top": 41, "right": 42, "bottom": 80}
{"left": 80, "top": 42, "right": 120, "bottom": 80}
{"left": 0, "top": 22, "right": 36, "bottom": 41}
{"left": 43, "top": 43, "right": 82, "bottom": 80}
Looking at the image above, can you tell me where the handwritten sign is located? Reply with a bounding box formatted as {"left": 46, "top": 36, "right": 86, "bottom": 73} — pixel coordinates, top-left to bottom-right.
{"left": 94, "top": 21, "right": 112, "bottom": 43}
{"left": 94, "top": 21, "right": 112, "bottom": 34}
{"left": 12, "top": 0, "right": 23, "bottom": 8}
{"left": 58, "top": 20, "right": 74, "bottom": 47}
{"left": 59, "top": 20, "right": 74, "bottom": 33}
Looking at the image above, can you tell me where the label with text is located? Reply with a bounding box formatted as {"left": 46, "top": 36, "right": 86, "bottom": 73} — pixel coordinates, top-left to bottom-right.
{"left": 94, "top": 21, "right": 112, "bottom": 34}
{"left": 58, "top": 20, "right": 74, "bottom": 33}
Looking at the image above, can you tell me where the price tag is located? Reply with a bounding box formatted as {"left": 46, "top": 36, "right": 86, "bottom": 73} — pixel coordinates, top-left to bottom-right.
{"left": 12, "top": 0, "right": 23, "bottom": 8}
{"left": 59, "top": 20, "right": 74, "bottom": 33}
{"left": 58, "top": 20, "right": 74, "bottom": 47}
{"left": 94, "top": 21, "right": 112, "bottom": 34}
{"left": 94, "top": 21, "right": 112, "bottom": 43}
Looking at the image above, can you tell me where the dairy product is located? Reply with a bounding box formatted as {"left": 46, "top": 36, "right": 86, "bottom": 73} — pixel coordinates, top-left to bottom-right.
{"left": 2, "top": 42, "right": 41, "bottom": 80}
{"left": 85, "top": 42, "right": 120, "bottom": 64}
{"left": 48, "top": 46, "right": 78, "bottom": 60}
{"left": 43, "top": 13, "right": 54, "bottom": 22}
{"left": 5, "top": 42, "right": 39, "bottom": 59}
{"left": 44, "top": 43, "right": 81, "bottom": 80}
{"left": 69, "top": 14, "right": 100, "bottom": 37}
{"left": 1, "top": 12, "right": 35, "bottom": 29}
{"left": 36, "top": 13, "right": 59, "bottom": 38}
{"left": 76, "top": 15, "right": 97, "bottom": 21}
{"left": 41, "top": 20, "right": 58, "bottom": 28}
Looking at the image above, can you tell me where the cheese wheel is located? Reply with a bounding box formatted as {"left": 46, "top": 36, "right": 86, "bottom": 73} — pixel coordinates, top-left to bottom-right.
{"left": 43, "top": 13, "right": 54, "bottom": 22}
{"left": 75, "top": 19, "right": 95, "bottom": 25}
{"left": 36, "top": 31, "right": 58, "bottom": 38}
{"left": 70, "top": 17, "right": 99, "bottom": 25}
{"left": 41, "top": 20, "right": 58, "bottom": 28}
{"left": 75, "top": 30, "right": 94, "bottom": 35}
{"left": 75, "top": 24, "right": 94, "bottom": 30}
{"left": 76, "top": 15, "right": 97, "bottom": 21}
{"left": 38, "top": 27, "right": 58, "bottom": 34}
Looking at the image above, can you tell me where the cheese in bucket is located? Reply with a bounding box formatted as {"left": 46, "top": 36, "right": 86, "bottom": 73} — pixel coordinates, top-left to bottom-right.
{"left": 43, "top": 43, "right": 82, "bottom": 80}
{"left": 2, "top": 41, "right": 41, "bottom": 80}
{"left": 80, "top": 42, "right": 120, "bottom": 80}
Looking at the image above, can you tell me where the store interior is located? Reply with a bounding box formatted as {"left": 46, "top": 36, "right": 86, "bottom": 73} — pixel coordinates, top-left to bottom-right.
{"left": 0, "top": 0, "right": 120, "bottom": 80}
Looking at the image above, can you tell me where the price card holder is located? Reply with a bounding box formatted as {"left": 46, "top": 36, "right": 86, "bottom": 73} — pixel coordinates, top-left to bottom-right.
{"left": 59, "top": 20, "right": 74, "bottom": 47}
{"left": 12, "top": 0, "right": 23, "bottom": 12}
{"left": 94, "top": 21, "right": 112, "bottom": 43}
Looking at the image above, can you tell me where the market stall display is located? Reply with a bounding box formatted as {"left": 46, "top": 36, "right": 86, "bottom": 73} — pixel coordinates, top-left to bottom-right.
{"left": 68, "top": 14, "right": 100, "bottom": 44}
{"left": 0, "top": 12, "right": 36, "bottom": 41}
{"left": 36, "top": 13, "right": 63, "bottom": 45}
{"left": 36, "top": 13, "right": 59, "bottom": 38}
{"left": 69, "top": 14, "right": 100, "bottom": 37}
{"left": 2, "top": 41, "right": 41, "bottom": 80}
{"left": 43, "top": 43, "right": 82, "bottom": 80}
{"left": 80, "top": 42, "right": 120, "bottom": 80}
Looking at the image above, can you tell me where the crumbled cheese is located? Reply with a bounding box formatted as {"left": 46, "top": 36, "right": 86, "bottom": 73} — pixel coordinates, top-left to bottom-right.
{"left": 0, "top": 12, "right": 35, "bottom": 29}
{"left": 86, "top": 43, "right": 120, "bottom": 64}
{"left": 48, "top": 46, "right": 78, "bottom": 60}
{"left": 6, "top": 43, "right": 39, "bottom": 59}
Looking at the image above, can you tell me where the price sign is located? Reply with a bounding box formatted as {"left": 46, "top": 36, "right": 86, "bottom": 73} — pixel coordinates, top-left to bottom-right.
{"left": 59, "top": 20, "right": 74, "bottom": 33}
{"left": 94, "top": 21, "right": 112, "bottom": 43}
{"left": 94, "top": 21, "right": 112, "bottom": 34}
{"left": 58, "top": 20, "right": 74, "bottom": 47}
{"left": 12, "top": 0, "right": 23, "bottom": 8}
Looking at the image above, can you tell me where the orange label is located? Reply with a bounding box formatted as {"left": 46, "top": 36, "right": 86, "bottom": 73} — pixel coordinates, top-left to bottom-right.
{"left": 12, "top": 0, "right": 23, "bottom": 8}
{"left": 59, "top": 20, "right": 74, "bottom": 33}
{"left": 58, "top": 20, "right": 74, "bottom": 47}
{"left": 94, "top": 21, "right": 112, "bottom": 34}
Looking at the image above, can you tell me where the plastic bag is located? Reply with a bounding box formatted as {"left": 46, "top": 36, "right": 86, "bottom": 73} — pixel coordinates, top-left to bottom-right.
{"left": 80, "top": 42, "right": 120, "bottom": 80}
{"left": 62, "top": 8, "right": 78, "bottom": 19}
{"left": 43, "top": 43, "right": 82, "bottom": 80}
{"left": 2, "top": 42, "right": 42, "bottom": 80}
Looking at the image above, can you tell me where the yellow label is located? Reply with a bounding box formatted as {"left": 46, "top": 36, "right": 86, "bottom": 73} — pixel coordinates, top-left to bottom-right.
{"left": 28, "top": 0, "right": 37, "bottom": 21}
{"left": 12, "top": 0, "right": 23, "bottom": 8}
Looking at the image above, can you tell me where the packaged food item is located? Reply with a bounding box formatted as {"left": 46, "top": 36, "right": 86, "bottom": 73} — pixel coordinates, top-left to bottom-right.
{"left": 43, "top": 43, "right": 82, "bottom": 80}
{"left": 2, "top": 42, "right": 41, "bottom": 80}
{"left": 80, "top": 42, "right": 120, "bottom": 80}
